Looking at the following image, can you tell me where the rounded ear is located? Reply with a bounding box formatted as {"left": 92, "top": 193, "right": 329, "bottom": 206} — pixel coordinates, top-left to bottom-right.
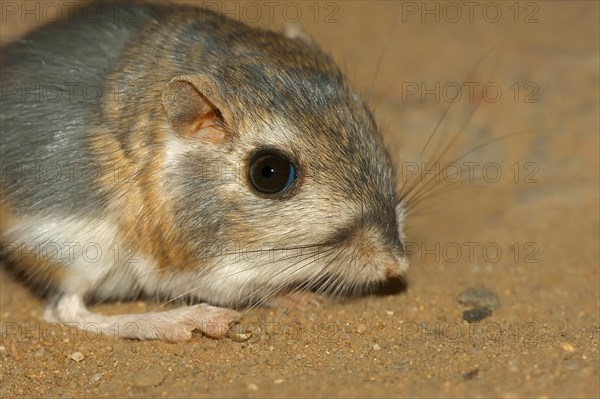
{"left": 161, "top": 75, "right": 231, "bottom": 144}
{"left": 283, "top": 23, "right": 320, "bottom": 49}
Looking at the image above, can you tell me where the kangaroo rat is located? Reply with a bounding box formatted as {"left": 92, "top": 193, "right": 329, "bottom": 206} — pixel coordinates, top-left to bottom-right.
{"left": 0, "top": 2, "right": 408, "bottom": 341}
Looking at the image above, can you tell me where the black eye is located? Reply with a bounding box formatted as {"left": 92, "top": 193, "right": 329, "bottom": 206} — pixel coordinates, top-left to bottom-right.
{"left": 248, "top": 150, "right": 297, "bottom": 195}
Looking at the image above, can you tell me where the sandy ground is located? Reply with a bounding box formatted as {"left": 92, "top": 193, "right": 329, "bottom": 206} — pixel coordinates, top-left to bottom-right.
{"left": 1, "top": 1, "right": 599, "bottom": 398}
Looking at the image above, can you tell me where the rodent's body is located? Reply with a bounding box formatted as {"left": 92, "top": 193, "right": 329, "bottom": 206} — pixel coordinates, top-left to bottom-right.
{"left": 1, "top": 3, "right": 408, "bottom": 340}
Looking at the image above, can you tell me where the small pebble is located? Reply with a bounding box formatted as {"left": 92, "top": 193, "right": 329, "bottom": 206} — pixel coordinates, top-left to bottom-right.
{"left": 89, "top": 373, "right": 102, "bottom": 384}
{"left": 133, "top": 367, "right": 167, "bottom": 388}
{"left": 274, "top": 379, "right": 284, "bottom": 384}
{"left": 457, "top": 287, "right": 500, "bottom": 310}
{"left": 247, "top": 383, "right": 259, "bottom": 391}
{"left": 372, "top": 343, "right": 381, "bottom": 351}
{"left": 560, "top": 342, "right": 576, "bottom": 353}
{"left": 463, "top": 368, "right": 479, "bottom": 380}
{"left": 172, "top": 346, "right": 185, "bottom": 357}
{"left": 458, "top": 287, "right": 499, "bottom": 323}
{"left": 463, "top": 307, "right": 492, "bottom": 322}
{"left": 69, "top": 352, "right": 85, "bottom": 362}
{"left": 357, "top": 324, "right": 367, "bottom": 334}
{"left": 227, "top": 324, "right": 253, "bottom": 342}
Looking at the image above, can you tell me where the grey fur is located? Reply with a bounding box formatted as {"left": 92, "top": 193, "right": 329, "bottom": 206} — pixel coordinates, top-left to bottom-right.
{"left": 1, "top": 2, "right": 407, "bottom": 306}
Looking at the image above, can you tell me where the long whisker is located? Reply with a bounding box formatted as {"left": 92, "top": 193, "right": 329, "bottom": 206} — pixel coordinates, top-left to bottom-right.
{"left": 399, "top": 44, "right": 507, "bottom": 205}
{"left": 419, "top": 43, "right": 505, "bottom": 157}
{"left": 148, "top": 244, "right": 333, "bottom": 313}
{"left": 402, "top": 128, "right": 542, "bottom": 209}
{"left": 237, "top": 246, "right": 337, "bottom": 309}
{"left": 369, "top": 4, "right": 401, "bottom": 99}
{"left": 453, "top": 129, "right": 538, "bottom": 163}
{"left": 269, "top": 247, "right": 349, "bottom": 324}
{"left": 405, "top": 180, "right": 499, "bottom": 216}
{"left": 399, "top": 125, "right": 538, "bottom": 208}
{"left": 234, "top": 246, "right": 340, "bottom": 320}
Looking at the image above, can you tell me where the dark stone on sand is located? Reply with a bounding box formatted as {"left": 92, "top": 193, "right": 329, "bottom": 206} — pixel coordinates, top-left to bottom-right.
{"left": 463, "top": 307, "right": 493, "bottom": 322}
{"left": 457, "top": 287, "right": 501, "bottom": 310}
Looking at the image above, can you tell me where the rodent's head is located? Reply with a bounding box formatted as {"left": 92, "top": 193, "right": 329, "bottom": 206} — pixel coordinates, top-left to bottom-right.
{"left": 160, "top": 29, "right": 408, "bottom": 305}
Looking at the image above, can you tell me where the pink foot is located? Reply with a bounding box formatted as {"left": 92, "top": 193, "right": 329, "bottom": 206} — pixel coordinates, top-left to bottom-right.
{"left": 44, "top": 295, "right": 239, "bottom": 342}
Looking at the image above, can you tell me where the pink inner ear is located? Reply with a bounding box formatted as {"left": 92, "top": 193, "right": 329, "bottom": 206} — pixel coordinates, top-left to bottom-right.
{"left": 162, "top": 78, "right": 228, "bottom": 145}
{"left": 187, "top": 110, "right": 227, "bottom": 145}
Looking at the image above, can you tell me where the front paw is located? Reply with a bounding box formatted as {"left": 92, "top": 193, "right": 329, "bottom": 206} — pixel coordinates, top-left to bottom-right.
{"left": 188, "top": 304, "right": 240, "bottom": 339}
{"left": 150, "top": 304, "right": 240, "bottom": 341}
